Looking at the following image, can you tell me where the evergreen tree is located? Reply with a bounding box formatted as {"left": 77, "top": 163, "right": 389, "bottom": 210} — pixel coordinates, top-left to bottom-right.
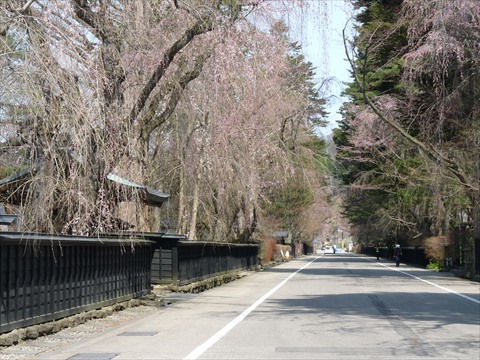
{"left": 337, "top": 0, "right": 480, "bottom": 278}
{"left": 334, "top": 0, "right": 411, "bottom": 244}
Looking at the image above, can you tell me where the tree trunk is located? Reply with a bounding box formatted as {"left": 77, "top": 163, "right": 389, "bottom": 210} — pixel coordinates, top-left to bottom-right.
{"left": 177, "top": 153, "right": 187, "bottom": 234}
{"left": 188, "top": 156, "right": 203, "bottom": 240}
{"left": 473, "top": 193, "right": 480, "bottom": 281}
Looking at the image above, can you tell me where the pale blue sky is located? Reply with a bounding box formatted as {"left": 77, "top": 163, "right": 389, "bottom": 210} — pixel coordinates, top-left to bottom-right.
{"left": 294, "top": 0, "right": 355, "bottom": 134}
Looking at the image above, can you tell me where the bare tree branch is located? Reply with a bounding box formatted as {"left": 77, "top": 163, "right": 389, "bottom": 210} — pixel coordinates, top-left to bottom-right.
{"left": 140, "top": 50, "right": 211, "bottom": 142}
{"left": 71, "top": 0, "right": 107, "bottom": 40}
{"left": 19, "top": 0, "right": 37, "bottom": 12}
{"left": 0, "top": 0, "right": 38, "bottom": 36}
{"left": 128, "top": 19, "right": 214, "bottom": 126}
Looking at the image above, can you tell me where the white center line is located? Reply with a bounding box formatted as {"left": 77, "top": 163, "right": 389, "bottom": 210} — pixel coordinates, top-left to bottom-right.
{"left": 183, "top": 257, "right": 319, "bottom": 360}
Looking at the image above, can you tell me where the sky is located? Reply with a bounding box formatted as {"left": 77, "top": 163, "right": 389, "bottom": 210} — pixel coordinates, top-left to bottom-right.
{"left": 293, "top": 0, "right": 355, "bottom": 135}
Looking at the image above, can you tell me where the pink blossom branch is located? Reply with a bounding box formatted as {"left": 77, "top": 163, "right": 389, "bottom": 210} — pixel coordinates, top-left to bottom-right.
{"left": 140, "top": 50, "right": 212, "bottom": 142}
{"left": 342, "top": 27, "right": 476, "bottom": 192}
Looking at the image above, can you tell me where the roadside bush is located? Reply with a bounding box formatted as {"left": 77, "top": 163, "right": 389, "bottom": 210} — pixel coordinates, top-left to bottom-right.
{"left": 260, "top": 237, "right": 277, "bottom": 263}
{"left": 423, "top": 236, "right": 451, "bottom": 264}
{"left": 426, "top": 260, "right": 442, "bottom": 272}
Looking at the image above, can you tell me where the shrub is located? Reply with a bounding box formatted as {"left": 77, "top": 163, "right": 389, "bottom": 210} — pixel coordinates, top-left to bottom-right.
{"left": 426, "top": 261, "right": 442, "bottom": 272}
{"left": 260, "top": 237, "right": 277, "bottom": 263}
{"left": 423, "top": 236, "right": 450, "bottom": 263}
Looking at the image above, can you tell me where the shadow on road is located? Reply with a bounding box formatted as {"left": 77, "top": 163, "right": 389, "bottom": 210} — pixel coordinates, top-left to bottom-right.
{"left": 258, "top": 254, "right": 479, "bottom": 328}
{"left": 258, "top": 290, "right": 479, "bottom": 327}
{"left": 266, "top": 254, "right": 461, "bottom": 281}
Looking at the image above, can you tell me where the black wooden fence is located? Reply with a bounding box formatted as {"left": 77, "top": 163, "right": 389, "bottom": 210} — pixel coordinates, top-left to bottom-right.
{"left": 148, "top": 235, "right": 260, "bottom": 285}
{"left": 0, "top": 232, "right": 153, "bottom": 334}
{"left": 1, "top": 232, "right": 260, "bottom": 334}
{"left": 176, "top": 241, "right": 259, "bottom": 285}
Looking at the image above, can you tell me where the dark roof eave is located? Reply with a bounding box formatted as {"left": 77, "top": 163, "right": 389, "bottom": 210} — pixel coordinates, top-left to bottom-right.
{"left": 107, "top": 173, "right": 170, "bottom": 207}
{"left": 144, "top": 187, "right": 170, "bottom": 206}
{"left": 0, "top": 232, "right": 154, "bottom": 245}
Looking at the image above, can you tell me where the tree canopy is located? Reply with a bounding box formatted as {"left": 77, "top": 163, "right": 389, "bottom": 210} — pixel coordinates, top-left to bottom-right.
{"left": 335, "top": 0, "right": 480, "bottom": 272}
{"left": 1, "top": 0, "right": 337, "bottom": 246}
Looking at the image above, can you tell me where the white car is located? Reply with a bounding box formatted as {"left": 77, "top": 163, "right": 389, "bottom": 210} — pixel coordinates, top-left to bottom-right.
{"left": 324, "top": 246, "right": 335, "bottom": 254}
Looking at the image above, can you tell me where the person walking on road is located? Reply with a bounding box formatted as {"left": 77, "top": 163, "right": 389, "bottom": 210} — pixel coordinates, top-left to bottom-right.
{"left": 376, "top": 245, "right": 380, "bottom": 260}
{"left": 394, "top": 244, "right": 402, "bottom": 267}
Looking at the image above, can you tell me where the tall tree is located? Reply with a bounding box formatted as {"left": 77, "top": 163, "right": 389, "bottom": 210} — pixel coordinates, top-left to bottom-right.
{"left": 1, "top": 0, "right": 227, "bottom": 233}
{"left": 338, "top": 0, "right": 480, "bottom": 278}
{"left": 1, "top": 1, "right": 332, "bottom": 245}
{"left": 156, "top": 20, "right": 329, "bottom": 242}
{"left": 334, "top": 0, "right": 411, "bottom": 244}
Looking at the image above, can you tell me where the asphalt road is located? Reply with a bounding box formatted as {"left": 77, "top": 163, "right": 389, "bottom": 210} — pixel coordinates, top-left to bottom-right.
{"left": 7, "top": 253, "right": 480, "bottom": 359}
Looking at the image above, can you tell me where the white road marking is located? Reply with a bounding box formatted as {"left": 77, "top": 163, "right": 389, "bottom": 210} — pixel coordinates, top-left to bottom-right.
{"left": 370, "top": 258, "right": 480, "bottom": 304}
{"left": 183, "top": 257, "right": 319, "bottom": 360}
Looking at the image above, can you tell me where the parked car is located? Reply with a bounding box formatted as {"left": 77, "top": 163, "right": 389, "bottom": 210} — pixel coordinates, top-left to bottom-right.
{"left": 324, "top": 246, "right": 335, "bottom": 254}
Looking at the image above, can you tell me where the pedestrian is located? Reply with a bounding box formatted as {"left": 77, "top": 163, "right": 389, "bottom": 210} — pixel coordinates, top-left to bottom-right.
{"left": 376, "top": 246, "right": 380, "bottom": 260}
{"left": 393, "top": 244, "right": 402, "bottom": 267}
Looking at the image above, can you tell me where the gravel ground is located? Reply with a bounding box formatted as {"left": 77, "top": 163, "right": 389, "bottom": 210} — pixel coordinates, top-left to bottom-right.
{"left": 0, "top": 304, "right": 159, "bottom": 360}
